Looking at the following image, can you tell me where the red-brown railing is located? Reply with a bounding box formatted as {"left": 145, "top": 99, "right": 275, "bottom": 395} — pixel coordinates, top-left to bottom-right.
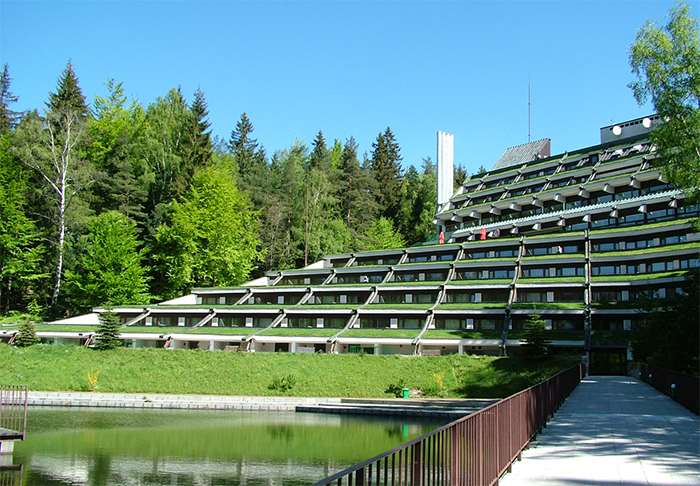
{"left": 0, "top": 384, "right": 28, "bottom": 440}
{"left": 311, "top": 364, "right": 583, "bottom": 486}
{"left": 641, "top": 364, "right": 699, "bottom": 415}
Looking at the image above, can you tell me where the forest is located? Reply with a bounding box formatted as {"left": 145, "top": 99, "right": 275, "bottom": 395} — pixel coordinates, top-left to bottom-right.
{"left": 0, "top": 61, "right": 470, "bottom": 320}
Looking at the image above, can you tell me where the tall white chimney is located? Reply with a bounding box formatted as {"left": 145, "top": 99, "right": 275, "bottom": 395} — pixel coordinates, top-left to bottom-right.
{"left": 437, "top": 131, "right": 454, "bottom": 236}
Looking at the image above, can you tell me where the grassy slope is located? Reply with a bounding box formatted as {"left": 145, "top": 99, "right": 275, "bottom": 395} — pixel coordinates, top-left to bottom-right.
{"left": 0, "top": 344, "right": 574, "bottom": 399}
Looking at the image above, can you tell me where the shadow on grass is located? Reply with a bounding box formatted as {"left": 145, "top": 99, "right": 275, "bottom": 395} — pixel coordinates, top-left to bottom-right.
{"left": 454, "top": 357, "right": 574, "bottom": 398}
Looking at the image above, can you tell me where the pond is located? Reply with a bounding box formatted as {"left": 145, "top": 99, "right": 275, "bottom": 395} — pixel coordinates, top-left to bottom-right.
{"left": 7, "top": 407, "right": 445, "bottom": 485}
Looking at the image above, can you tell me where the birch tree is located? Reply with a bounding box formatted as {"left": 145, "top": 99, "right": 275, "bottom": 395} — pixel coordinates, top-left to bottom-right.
{"left": 629, "top": 2, "right": 700, "bottom": 206}
{"left": 13, "top": 62, "right": 93, "bottom": 315}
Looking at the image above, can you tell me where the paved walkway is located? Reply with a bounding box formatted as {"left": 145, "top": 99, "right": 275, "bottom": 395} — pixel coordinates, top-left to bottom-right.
{"left": 501, "top": 376, "right": 700, "bottom": 486}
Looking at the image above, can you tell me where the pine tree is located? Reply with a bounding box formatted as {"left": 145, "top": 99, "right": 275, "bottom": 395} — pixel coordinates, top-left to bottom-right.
{"left": 0, "top": 64, "right": 20, "bottom": 133}
{"left": 95, "top": 310, "right": 122, "bottom": 350}
{"left": 336, "top": 137, "right": 378, "bottom": 235}
{"left": 229, "top": 112, "right": 266, "bottom": 179}
{"left": 370, "top": 127, "right": 403, "bottom": 221}
{"left": 46, "top": 60, "right": 89, "bottom": 120}
{"left": 13, "top": 319, "right": 40, "bottom": 347}
{"left": 182, "top": 87, "right": 213, "bottom": 178}
{"left": 521, "top": 310, "right": 550, "bottom": 359}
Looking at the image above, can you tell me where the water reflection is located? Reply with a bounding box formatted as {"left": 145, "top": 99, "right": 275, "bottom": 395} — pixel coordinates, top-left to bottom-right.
{"left": 11, "top": 407, "right": 443, "bottom": 485}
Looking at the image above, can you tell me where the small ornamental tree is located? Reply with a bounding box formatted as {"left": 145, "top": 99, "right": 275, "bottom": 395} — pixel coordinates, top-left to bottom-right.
{"left": 13, "top": 319, "right": 40, "bottom": 347}
{"left": 95, "top": 310, "right": 121, "bottom": 350}
{"left": 521, "top": 310, "right": 551, "bottom": 359}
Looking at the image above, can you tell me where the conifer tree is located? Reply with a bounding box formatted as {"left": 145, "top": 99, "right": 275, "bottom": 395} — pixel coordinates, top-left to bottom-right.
{"left": 521, "top": 310, "right": 550, "bottom": 359}
{"left": 336, "top": 137, "right": 378, "bottom": 235}
{"left": 13, "top": 319, "right": 40, "bottom": 347}
{"left": 0, "top": 64, "right": 20, "bottom": 133}
{"left": 229, "top": 112, "right": 266, "bottom": 179}
{"left": 95, "top": 310, "right": 122, "bottom": 350}
{"left": 370, "top": 127, "right": 403, "bottom": 221}
{"left": 46, "top": 60, "right": 89, "bottom": 121}
{"left": 182, "top": 87, "right": 213, "bottom": 178}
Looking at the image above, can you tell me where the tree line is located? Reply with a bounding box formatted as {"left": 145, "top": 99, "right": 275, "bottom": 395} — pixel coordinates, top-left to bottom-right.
{"left": 0, "top": 62, "right": 468, "bottom": 320}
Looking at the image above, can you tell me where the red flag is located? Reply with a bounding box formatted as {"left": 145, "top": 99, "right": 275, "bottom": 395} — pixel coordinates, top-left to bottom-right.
{"left": 439, "top": 231, "right": 445, "bottom": 244}
{"left": 480, "top": 228, "right": 486, "bottom": 240}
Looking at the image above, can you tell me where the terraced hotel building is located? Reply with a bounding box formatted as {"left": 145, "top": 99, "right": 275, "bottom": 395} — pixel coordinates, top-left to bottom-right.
{"left": 14, "top": 115, "right": 699, "bottom": 374}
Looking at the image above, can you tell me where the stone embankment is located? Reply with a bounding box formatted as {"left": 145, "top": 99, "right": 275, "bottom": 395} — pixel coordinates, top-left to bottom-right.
{"left": 27, "top": 392, "right": 496, "bottom": 418}
{"left": 27, "top": 391, "right": 339, "bottom": 411}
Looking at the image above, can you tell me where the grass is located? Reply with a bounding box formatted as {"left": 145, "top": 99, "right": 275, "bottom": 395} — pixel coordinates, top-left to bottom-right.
{"left": 590, "top": 270, "right": 691, "bottom": 282}
{"left": 0, "top": 344, "right": 574, "bottom": 399}
{"left": 340, "top": 329, "right": 421, "bottom": 339}
{"left": 510, "top": 303, "right": 585, "bottom": 310}
{"left": 422, "top": 331, "right": 502, "bottom": 340}
{"left": 590, "top": 218, "right": 693, "bottom": 235}
{"left": 517, "top": 277, "right": 585, "bottom": 284}
{"left": 448, "top": 279, "right": 513, "bottom": 285}
{"left": 258, "top": 328, "right": 338, "bottom": 337}
{"left": 436, "top": 303, "right": 508, "bottom": 310}
{"left": 593, "top": 242, "right": 700, "bottom": 257}
{"left": 521, "top": 254, "right": 585, "bottom": 260}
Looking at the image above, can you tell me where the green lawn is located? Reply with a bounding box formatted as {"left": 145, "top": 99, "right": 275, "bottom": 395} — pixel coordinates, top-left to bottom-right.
{"left": 0, "top": 344, "right": 574, "bottom": 399}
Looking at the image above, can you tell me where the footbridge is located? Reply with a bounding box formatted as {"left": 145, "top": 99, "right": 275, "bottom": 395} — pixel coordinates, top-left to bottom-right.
{"left": 310, "top": 368, "right": 699, "bottom": 486}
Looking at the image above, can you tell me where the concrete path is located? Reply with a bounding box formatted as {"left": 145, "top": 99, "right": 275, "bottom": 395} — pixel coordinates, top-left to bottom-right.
{"left": 500, "top": 376, "right": 700, "bottom": 486}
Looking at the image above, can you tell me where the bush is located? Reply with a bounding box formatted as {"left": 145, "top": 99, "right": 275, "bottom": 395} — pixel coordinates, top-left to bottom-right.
{"left": 268, "top": 374, "right": 296, "bottom": 393}
{"left": 385, "top": 379, "right": 408, "bottom": 398}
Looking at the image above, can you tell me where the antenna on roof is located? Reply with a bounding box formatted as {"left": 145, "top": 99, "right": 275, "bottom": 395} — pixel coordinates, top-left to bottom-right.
{"left": 528, "top": 73, "right": 531, "bottom": 143}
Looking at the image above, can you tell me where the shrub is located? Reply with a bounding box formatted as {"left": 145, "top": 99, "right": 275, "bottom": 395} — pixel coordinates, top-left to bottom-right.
{"left": 268, "top": 374, "right": 296, "bottom": 392}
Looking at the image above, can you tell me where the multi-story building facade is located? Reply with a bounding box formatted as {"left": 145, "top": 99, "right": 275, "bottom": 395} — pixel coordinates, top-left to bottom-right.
{"left": 9, "top": 115, "right": 697, "bottom": 374}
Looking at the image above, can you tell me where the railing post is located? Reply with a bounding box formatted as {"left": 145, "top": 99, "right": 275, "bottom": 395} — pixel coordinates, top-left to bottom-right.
{"left": 411, "top": 441, "right": 423, "bottom": 486}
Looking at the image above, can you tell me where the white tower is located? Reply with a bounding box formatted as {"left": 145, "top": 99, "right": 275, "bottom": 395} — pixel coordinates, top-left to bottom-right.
{"left": 437, "top": 131, "right": 454, "bottom": 236}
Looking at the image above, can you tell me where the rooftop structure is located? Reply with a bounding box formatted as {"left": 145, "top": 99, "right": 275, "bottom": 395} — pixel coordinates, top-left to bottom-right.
{"left": 13, "top": 115, "right": 698, "bottom": 375}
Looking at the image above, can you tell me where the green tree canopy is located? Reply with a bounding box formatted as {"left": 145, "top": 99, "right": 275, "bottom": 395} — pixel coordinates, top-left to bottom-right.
{"left": 632, "top": 275, "right": 699, "bottom": 375}
{"left": 155, "top": 166, "right": 264, "bottom": 295}
{"left": 629, "top": 2, "right": 700, "bottom": 208}
{"left": 0, "top": 134, "right": 45, "bottom": 315}
{"left": 88, "top": 79, "right": 151, "bottom": 222}
{"left": 66, "top": 211, "right": 151, "bottom": 312}
{"left": 364, "top": 217, "right": 406, "bottom": 251}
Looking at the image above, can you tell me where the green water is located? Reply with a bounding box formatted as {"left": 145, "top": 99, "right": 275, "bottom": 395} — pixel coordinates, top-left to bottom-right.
{"left": 8, "top": 407, "right": 443, "bottom": 485}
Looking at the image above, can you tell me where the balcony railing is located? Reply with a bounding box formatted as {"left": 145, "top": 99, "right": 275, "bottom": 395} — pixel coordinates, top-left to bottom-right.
{"left": 311, "top": 364, "right": 583, "bottom": 486}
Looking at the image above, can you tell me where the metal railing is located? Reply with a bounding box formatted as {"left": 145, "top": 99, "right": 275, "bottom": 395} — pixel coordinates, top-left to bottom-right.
{"left": 641, "top": 364, "right": 699, "bottom": 415}
{"left": 0, "top": 385, "right": 28, "bottom": 440}
{"left": 311, "top": 364, "right": 583, "bottom": 486}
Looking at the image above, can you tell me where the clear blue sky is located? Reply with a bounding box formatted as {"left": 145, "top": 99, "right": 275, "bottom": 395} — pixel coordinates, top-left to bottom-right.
{"left": 0, "top": 1, "right": 684, "bottom": 174}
